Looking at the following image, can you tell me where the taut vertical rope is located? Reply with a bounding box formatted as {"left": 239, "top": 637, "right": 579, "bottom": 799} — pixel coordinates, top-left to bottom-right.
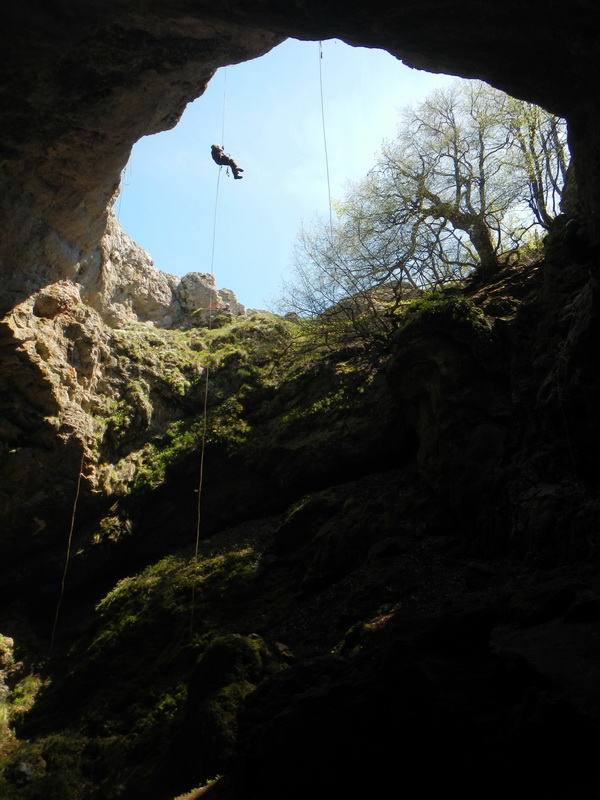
{"left": 50, "top": 449, "right": 85, "bottom": 654}
{"left": 190, "top": 212, "right": 215, "bottom": 639}
{"left": 319, "top": 42, "right": 334, "bottom": 239}
{"left": 220, "top": 67, "right": 228, "bottom": 150}
{"left": 116, "top": 160, "right": 132, "bottom": 222}
{"left": 190, "top": 66, "right": 227, "bottom": 639}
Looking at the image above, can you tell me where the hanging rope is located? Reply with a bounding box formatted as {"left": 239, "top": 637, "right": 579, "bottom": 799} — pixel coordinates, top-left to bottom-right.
{"left": 319, "top": 41, "right": 334, "bottom": 239}
{"left": 117, "top": 173, "right": 124, "bottom": 221}
{"left": 220, "top": 67, "right": 228, "bottom": 150}
{"left": 190, "top": 167, "right": 219, "bottom": 639}
{"left": 116, "top": 158, "right": 133, "bottom": 222}
{"left": 190, "top": 66, "right": 228, "bottom": 639}
{"left": 209, "top": 156, "right": 224, "bottom": 274}
{"left": 50, "top": 449, "right": 85, "bottom": 654}
{"left": 190, "top": 347, "right": 211, "bottom": 639}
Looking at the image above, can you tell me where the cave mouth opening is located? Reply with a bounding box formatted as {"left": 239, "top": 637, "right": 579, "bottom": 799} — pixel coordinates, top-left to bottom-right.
{"left": 115, "top": 38, "right": 455, "bottom": 312}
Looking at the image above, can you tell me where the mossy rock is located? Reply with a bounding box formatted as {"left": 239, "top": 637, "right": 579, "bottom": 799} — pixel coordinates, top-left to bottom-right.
{"left": 0, "top": 735, "right": 93, "bottom": 800}
{"left": 272, "top": 479, "right": 397, "bottom": 594}
{"left": 161, "top": 634, "right": 280, "bottom": 795}
{"left": 188, "top": 634, "right": 276, "bottom": 696}
{"left": 396, "top": 292, "right": 490, "bottom": 341}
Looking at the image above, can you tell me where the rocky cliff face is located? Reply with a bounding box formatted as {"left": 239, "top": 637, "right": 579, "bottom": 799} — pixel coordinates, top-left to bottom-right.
{"left": 0, "top": 205, "right": 247, "bottom": 562}
{"left": 1, "top": 0, "right": 598, "bottom": 555}
{"left": 82, "top": 212, "right": 247, "bottom": 327}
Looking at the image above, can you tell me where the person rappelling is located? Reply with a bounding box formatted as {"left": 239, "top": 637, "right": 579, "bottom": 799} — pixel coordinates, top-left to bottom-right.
{"left": 211, "top": 144, "right": 244, "bottom": 179}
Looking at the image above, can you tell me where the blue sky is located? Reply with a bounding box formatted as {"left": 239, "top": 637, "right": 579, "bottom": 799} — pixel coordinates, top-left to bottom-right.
{"left": 116, "top": 38, "right": 455, "bottom": 311}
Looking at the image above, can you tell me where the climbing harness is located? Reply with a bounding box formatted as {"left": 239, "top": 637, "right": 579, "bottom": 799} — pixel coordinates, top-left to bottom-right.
{"left": 209, "top": 66, "right": 243, "bottom": 179}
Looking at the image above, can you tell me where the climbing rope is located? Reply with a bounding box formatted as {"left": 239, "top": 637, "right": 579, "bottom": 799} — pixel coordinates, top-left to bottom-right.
{"left": 190, "top": 352, "right": 211, "bottom": 639}
{"left": 209, "top": 166, "right": 223, "bottom": 275}
{"left": 220, "top": 67, "right": 228, "bottom": 150}
{"left": 50, "top": 449, "right": 85, "bottom": 654}
{"left": 190, "top": 66, "right": 228, "bottom": 639}
{"left": 190, "top": 182, "right": 217, "bottom": 639}
{"left": 319, "top": 42, "right": 334, "bottom": 238}
{"left": 115, "top": 150, "right": 135, "bottom": 224}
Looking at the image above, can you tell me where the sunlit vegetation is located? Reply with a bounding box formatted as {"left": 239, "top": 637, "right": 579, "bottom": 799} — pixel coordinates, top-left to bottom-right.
{"left": 394, "top": 290, "right": 491, "bottom": 338}
{"left": 279, "top": 80, "right": 567, "bottom": 351}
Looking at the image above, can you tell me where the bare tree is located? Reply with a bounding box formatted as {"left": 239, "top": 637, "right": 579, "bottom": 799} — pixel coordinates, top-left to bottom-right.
{"left": 503, "top": 97, "right": 569, "bottom": 228}
{"left": 281, "top": 80, "right": 569, "bottom": 347}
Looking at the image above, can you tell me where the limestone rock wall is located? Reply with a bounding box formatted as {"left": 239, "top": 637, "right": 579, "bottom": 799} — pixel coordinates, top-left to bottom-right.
{"left": 78, "top": 212, "right": 246, "bottom": 328}
{"left": 0, "top": 261, "right": 244, "bottom": 558}
{"left": 0, "top": 281, "right": 111, "bottom": 554}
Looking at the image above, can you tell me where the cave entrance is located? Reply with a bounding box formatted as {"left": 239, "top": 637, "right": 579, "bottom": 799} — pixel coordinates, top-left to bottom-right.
{"left": 116, "top": 38, "right": 454, "bottom": 311}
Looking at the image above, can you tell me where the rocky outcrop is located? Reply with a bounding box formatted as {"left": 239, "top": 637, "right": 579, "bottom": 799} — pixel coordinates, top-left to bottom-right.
{"left": 0, "top": 269, "right": 246, "bottom": 562}
{"left": 0, "top": 199, "right": 250, "bottom": 556}
{"left": 80, "top": 212, "right": 246, "bottom": 327}
{"left": 0, "top": 280, "right": 106, "bottom": 556}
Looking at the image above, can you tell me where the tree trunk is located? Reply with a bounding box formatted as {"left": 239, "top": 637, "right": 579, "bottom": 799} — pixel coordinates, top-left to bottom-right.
{"left": 466, "top": 217, "right": 499, "bottom": 274}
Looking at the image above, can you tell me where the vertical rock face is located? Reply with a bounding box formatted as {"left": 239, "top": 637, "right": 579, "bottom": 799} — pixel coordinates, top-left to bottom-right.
{"left": 79, "top": 212, "right": 246, "bottom": 328}
{"left": 0, "top": 227, "right": 246, "bottom": 557}
{"left": 0, "top": 0, "right": 597, "bottom": 594}
{"left": 0, "top": 281, "right": 107, "bottom": 555}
